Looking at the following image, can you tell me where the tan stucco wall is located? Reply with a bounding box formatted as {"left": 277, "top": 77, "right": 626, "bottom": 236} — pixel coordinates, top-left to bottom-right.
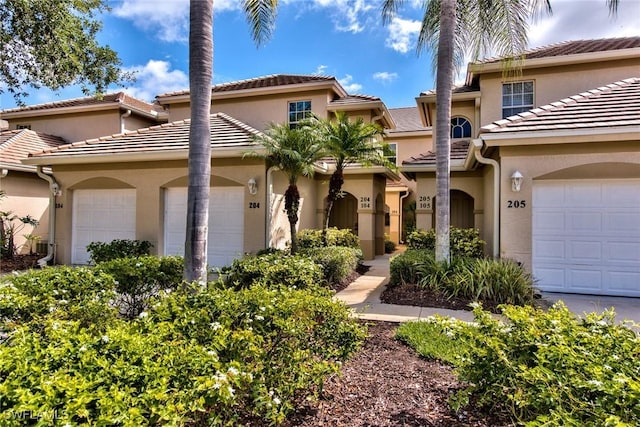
{"left": 498, "top": 140, "right": 640, "bottom": 269}
{"left": 50, "top": 158, "right": 267, "bottom": 264}
{"left": 0, "top": 171, "right": 51, "bottom": 254}
{"left": 478, "top": 59, "right": 640, "bottom": 126}
{"left": 7, "top": 110, "right": 161, "bottom": 143}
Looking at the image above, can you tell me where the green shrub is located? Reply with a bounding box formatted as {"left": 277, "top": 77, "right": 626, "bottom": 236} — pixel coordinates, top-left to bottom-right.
{"left": 297, "top": 228, "right": 360, "bottom": 249}
{"left": 0, "top": 266, "right": 116, "bottom": 331}
{"left": 384, "top": 239, "right": 396, "bottom": 254}
{"left": 86, "top": 239, "right": 153, "bottom": 264}
{"left": 222, "top": 252, "right": 323, "bottom": 290}
{"left": 301, "top": 246, "right": 361, "bottom": 287}
{"left": 95, "top": 256, "right": 184, "bottom": 319}
{"left": 406, "top": 227, "right": 484, "bottom": 258}
{"left": 389, "top": 249, "right": 431, "bottom": 286}
{"left": 396, "top": 318, "right": 467, "bottom": 366}
{"left": 0, "top": 285, "right": 367, "bottom": 425}
{"left": 445, "top": 258, "right": 534, "bottom": 305}
{"left": 450, "top": 303, "right": 640, "bottom": 426}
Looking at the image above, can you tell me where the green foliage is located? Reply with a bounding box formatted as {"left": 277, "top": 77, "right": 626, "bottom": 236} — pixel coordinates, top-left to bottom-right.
{"left": 450, "top": 303, "right": 640, "bottom": 426}
{"left": 0, "top": 284, "right": 366, "bottom": 425}
{"left": 0, "top": 266, "right": 117, "bottom": 331}
{"left": 86, "top": 239, "right": 153, "bottom": 264}
{"left": 297, "top": 227, "right": 360, "bottom": 249}
{"left": 301, "top": 246, "right": 361, "bottom": 287}
{"left": 222, "top": 252, "right": 323, "bottom": 290}
{"left": 0, "top": 0, "right": 130, "bottom": 103}
{"left": 416, "top": 255, "right": 472, "bottom": 289}
{"left": 0, "top": 210, "right": 38, "bottom": 258}
{"left": 406, "top": 227, "right": 485, "bottom": 258}
{"left": 389, "top": 249, "right": 431, "bottom": 286}
{"left": 384, "top": 239, "right": 396, "bottom": 254}
{"left": 396, "top": 318, "right": 467, "bottom": 366}
{"left": 95, "top": 256, "right": 185, "bottom": 319}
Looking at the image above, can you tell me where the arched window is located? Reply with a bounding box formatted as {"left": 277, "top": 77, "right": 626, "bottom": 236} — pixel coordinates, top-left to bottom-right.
{"left": 451, "top": 116, "right": 472, "bottom": 139}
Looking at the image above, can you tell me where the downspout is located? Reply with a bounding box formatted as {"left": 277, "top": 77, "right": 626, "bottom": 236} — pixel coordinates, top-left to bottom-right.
{"left": 399, "top": 190, "right": 409, "bottom": 243}
{"left": 471, "top": 139, "right": 500, "bottom": 258}
{"left": 120, "top": 109, "right": 132, "bottom": 134}
{"left": 36, "top": 166, "right": 59, "bottom": 267}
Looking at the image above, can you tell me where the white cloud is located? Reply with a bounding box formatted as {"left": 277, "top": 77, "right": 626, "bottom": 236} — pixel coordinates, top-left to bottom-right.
{"left": 527, "top": 0, "right": 640, "bottom": 48}
{"left": 123, "top": 60, "right": 189, "bottom": 101}
{"left": 313, "top": 65, "right": 328, "bottom": 75}
{"left": 113, "top": 0, "right": 241, "bottom": 42}
{"left": 373, "top": 71, "right": 398, "bottom": 83}
{"left": 338, "top": 74, "right": 362, "bottom": 93}
{"left": 385, "top": 16, "right": 421, "bottom": 53}
{"left": 293, "top": 0, "right": 373, "bottom": 33}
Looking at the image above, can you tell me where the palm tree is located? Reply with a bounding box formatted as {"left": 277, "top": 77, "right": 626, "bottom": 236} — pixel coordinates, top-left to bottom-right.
{"left": 382, "top": 0, "right": 552, "bottom": 262}
{"left": 247, "top": 123, "right": 326, "bottom": 254}
{"left": 185, "top": 0, "right": 278, "bottom": 282}
{"left": 313, "top": 111, "right": 392, "bottom": 243}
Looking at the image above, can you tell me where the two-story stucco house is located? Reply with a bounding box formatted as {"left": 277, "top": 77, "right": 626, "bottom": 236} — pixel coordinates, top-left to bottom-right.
{"left": 406, "top": 37, "right": 640, "bottom": 296}
{"left": 19, "top": 75, "right": 399, "bottom": 266}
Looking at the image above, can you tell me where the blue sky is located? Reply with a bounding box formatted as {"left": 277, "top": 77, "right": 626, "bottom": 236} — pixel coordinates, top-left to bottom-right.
{"left": 2, "top": 0, "right": 639, "bottom": 110}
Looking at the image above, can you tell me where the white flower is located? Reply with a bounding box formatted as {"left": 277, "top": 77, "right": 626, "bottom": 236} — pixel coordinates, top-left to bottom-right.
{"left": 210, "top": 322, "right": 222, "bottom": 331}
{"left": 138, "top": 311, "right": 148, "bottom": 318}
{"left": 259, "top": 306, "right": 266, "bottom": 312}
{"left": 207, "top": 350, "right": 216, "bottom": 356}
{"left": 255, "top": 315, "right": 264, "bottom": 321}
{"left": 101, "top": 335, "right": 109, "bottom": 343}
{"left": 227, "top": 386, "right": 235, "bottom": 396}
{"left": 587, "top": 380, "right": 603, "bottom": 387}
{"left": 79, "top": 345, "right": 87, "bottom": 352}
{"left": 273, "top": 397, "right": 281, "bottom": 405}
{"left": 228, "top": 367, "right": 239, "bottom": 376}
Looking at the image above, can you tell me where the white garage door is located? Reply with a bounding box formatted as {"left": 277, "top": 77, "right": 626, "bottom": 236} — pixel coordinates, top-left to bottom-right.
{"left": 72, "top": 189, "right": 136, "bottom": 264}
{"left": 533, "top": 180, "right": 640, "bottom": 296}
{"left": 164, "top": 187, "right": 244, "bottom": 268}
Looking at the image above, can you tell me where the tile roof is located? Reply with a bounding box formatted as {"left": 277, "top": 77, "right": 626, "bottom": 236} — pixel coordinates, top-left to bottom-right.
{"left": 27, "top": 113, "right": 261, "bottom": 162}
{"left": 387, "top": 107, "right": 430, "bottom": 133}
{"left": 481, "top": 77, "right": 640, "bottom": 134}
{"left": 480, "top": 37, "right": 640, "bottom": 64}
{"left": 327, "top": 94, "right": 382, "bottom": 107}
{"left": 402, "top": 139, "right": 470, "bottom": 165}
{"left": 0, "top": 130, "right": 66, "bottom": 168}
{"left": 420, "top": 84, "right": 480, "bottom": 97}
{"left": 1, "top": 92, "right": 159, "bottom": 116}
{"left": 158, "top": 74, "right": 337, "bottom": 98}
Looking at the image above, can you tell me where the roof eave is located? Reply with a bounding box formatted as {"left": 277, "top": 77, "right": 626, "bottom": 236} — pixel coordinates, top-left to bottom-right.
{"left": 479, "top": 126, "right": 640, "bottom": 146}
{"left": 1, "top": 103, "right": 158, "bottom": 120}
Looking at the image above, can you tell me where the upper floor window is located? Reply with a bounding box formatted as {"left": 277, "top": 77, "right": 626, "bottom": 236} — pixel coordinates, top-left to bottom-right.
{"left": 16, "top": 124, "right": 31, "bottom": 130}
{"left": 384, "top": 143, "right": 397, "bottom": 165}
{"left": 450, "top": 117, "right": 471, "bottom": 139}
{"left": 502, "top": 81, "right": 534, "bottom": 118}
{"left": 288, "top": 100, "right": 312, "bottom": 128}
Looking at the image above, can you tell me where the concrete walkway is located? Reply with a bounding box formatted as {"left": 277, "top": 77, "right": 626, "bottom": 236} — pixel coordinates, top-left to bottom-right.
{"left": 335, "top": 253, "right": 640, "bottom": 326}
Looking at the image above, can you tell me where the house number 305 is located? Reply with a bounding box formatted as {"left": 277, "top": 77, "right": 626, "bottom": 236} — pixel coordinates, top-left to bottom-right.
{"left": 507, "top": 200, "right": 526, "bottom": 208}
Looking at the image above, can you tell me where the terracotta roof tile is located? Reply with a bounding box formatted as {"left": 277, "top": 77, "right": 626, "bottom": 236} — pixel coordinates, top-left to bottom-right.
{"left": 27, "top": 113, "right": 261, "bottom": 162}
{"left": 420, "top": 84, "right": 480, "bottom": 96}
{"left": 158, "top": 74, "right": 337, "bottom": 98}
{"left": 480, "top": 37, "right": 640, "bottom": 64}
{"left": 0, "top": 130, "right": 66, "bottom": 167}
{"left": 403, "top": 139, "right": 470, "bottom": 165}
{"left": 480, "top": 77, "right": 640, "bottom": 133}
{"left": 328, "top": 94, "right": 381, "bottom": 107}
{"left": 0, "top": 92, "right": 159, "bottom": 116}
{"left": 387, "top": 107, "right": 430, "bottom": 133}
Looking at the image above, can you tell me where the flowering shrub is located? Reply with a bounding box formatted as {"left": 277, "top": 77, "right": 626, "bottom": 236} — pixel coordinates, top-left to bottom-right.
{"left": 95, "top": 256, "right": 184, "bottom": 319}
{"left": 450, "top": 303, "right": 640, "bottom": 425}
{"left": 0, "top": 281, "right": 366, "bottom": 425}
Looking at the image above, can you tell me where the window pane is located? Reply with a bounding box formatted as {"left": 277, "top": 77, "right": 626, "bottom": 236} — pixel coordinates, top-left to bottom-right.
{"left": 503, "top": 85, "right": 512, "bottom": 95}
{"left": 524, "top": 93, "right": 534, "bottom": 105}
{"left": 524, "top": 81, "right": 534, "bottom": 92}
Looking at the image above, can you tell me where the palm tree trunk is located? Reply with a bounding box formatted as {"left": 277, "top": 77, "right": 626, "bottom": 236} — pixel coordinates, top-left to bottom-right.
{"left": 184, "top": 0, "right": 213, "bottom": 283}
{"left": 322, "top": 169, "right": 344, "bottom": 244}
{"left": 285, "top": 183, "right": 300, "bottom": 254}
{"left": 434, "top": 0, "right": 456, "bottom": 263}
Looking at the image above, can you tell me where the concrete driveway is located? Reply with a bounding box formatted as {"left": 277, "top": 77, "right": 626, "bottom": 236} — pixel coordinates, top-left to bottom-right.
{"left": 542, "top": 292, "right": 640, "bottom": 325}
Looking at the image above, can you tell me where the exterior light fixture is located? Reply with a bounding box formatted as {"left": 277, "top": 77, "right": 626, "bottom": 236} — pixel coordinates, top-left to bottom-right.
{"left": 247, "top": 178, "right": 258, "bottom": 195}
{"left": 511, "top": 170, "right": 524, "bottom": 192}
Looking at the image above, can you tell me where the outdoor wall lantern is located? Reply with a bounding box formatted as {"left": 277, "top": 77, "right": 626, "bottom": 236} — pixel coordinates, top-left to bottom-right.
{"left": 511, "top": 170, "right": 524, "bottom": 192}
{"left": 247, "top": 178, "right": 258, "bottom": 195}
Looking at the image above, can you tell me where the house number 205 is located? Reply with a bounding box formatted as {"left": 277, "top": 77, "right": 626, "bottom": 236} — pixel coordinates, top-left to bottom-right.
{"left": 507, "top": 200, "right": 526, "bottom": 208}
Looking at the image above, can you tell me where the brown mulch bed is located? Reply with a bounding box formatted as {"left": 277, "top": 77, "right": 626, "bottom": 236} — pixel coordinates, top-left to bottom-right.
{"left": 0, "top": 254, "right": 42, "bottom": 273}
{"left": 284, "top": 321, "right": 512, "bottom": 426}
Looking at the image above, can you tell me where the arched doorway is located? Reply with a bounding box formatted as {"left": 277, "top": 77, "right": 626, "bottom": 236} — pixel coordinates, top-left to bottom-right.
{"left": 432, "top": 190, "right": 475, "bottom": 229}
{"left": 329, "top": 193, "right": 358, "bottom": 232}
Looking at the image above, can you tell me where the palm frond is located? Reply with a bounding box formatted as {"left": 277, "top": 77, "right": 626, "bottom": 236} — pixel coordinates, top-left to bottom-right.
{"left": 243, "top": 0, "right": 279, "bottom": 46}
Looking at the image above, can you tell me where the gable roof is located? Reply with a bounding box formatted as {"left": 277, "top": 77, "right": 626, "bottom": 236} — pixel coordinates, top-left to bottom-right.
{"left": 0, "top": 92, "right": 162, "bottom": 119}
{"left": 157, "top": 74, "right": 343, "bottom": 100}
{"left": 402, "top": 139, "right": 470, "bottom": 166}
{"left": 480, "top": 77, "right": 640, "bottom": 135}
{"left": 0, "top": 129, "right": 66, "bottom": 172}
{"left": 387, "top": 107, "right": 431, "bottom": 134}
{"left": 24, "top": 112, "right": 263, "bottom": 166}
